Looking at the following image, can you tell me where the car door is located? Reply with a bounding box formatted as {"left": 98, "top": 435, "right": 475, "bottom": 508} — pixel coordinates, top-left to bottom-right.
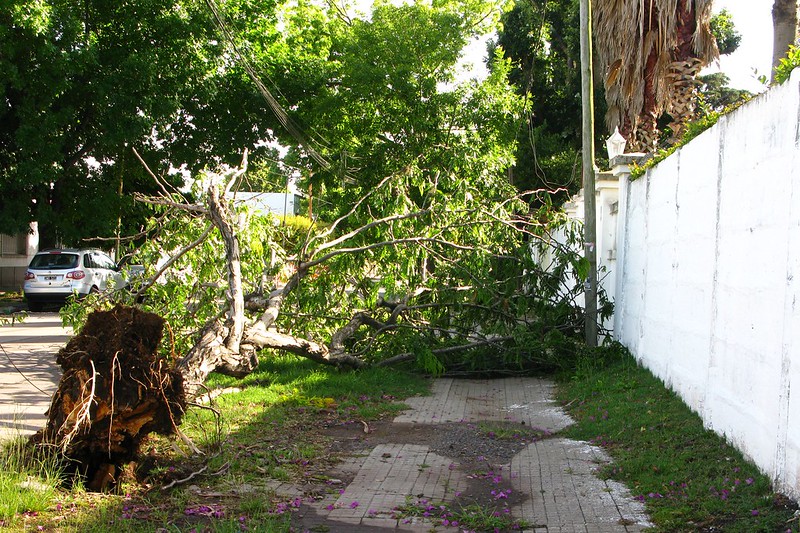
{"left": 83, "top": 253, "right": 102, "bottom": 289}
{"left": 96, "top": 252, "right": 124, "bottom": 290}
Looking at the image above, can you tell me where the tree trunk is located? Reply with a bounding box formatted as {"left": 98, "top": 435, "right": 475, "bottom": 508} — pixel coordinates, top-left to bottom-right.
{"left": 773, "top": 0, "right": 800, "bottom": 81}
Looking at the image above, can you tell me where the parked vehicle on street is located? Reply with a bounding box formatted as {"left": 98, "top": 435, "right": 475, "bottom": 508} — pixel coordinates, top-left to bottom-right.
{"left": 23, "top": 249, "right": 127, "bottom": 311}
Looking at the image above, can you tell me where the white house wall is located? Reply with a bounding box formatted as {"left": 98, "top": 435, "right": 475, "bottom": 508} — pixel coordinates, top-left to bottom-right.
{"left": 0, "top": 222, "right": 39, "bottom": 291}
{"left": 614, "top": 69, "right": 800, "bottom": 498}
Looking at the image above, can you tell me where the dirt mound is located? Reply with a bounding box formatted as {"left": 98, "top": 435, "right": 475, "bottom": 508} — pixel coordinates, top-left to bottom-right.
{"left": 31, "top": 305, "right": 185, "bottom": 490}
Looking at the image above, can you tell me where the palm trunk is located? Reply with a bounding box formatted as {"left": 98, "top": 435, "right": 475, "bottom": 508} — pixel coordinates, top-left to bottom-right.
{"left": 773, "top": 0, "right": 800, "bottom": 81}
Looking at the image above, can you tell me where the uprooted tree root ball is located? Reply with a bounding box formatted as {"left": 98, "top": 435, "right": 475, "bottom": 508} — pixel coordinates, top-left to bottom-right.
{"left": 31, "top": 305, "right": 185, "bottom": 491}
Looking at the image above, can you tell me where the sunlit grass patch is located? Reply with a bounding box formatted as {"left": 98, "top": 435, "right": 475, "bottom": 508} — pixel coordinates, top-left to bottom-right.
{"left": 0, "top": 437, "right": 63, "bottom": 527}
{"left": 558, "top": 350, "right": 798, "bottom": 532}
{"left": 179, "top": 355, "right": 428, "bottom": 486}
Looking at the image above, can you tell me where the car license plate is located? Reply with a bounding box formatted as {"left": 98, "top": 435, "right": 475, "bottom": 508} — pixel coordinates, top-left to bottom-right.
{"left": 44, "top": 276, "right": 58, "bottom": 281}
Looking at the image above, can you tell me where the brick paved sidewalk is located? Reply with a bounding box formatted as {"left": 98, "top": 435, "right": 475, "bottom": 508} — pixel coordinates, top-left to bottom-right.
{"left": 0, "top": 313, "right": 69, "bottom": 441}
{"left": 292, "top": 378, "right": 651, "bottom": 532}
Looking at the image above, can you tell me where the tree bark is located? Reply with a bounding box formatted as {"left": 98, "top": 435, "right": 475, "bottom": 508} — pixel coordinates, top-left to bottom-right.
{"left": 773, "top": 0, "right": 800, "bottom": 80}
{"left": 207, "top": 182, "right": 245, "bottom": 354}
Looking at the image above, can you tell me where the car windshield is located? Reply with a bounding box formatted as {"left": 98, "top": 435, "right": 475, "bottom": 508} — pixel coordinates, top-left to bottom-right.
{"left": 29, "top": 253, "right": 80, "bottom": 270}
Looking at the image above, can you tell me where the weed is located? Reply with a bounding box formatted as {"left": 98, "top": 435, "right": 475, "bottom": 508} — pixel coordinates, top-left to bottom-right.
{"left": 477, "top": 421, "right": 549, "bottom": 442}
{"left": 393, "top": 495, "right": 531, "bottom": 531}
{"left": 0, "top": 437, "right": 63, "bottom": 526}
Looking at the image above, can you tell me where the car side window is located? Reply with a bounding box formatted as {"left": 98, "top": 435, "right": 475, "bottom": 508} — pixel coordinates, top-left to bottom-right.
{"left": 84, "top": 254, "right": 95, "bottom": 269}
{"left": 100, "top": 253, "right": 117, "bottom": 270}
{"left": 90, "top": 252, "right": 115, "bottom": 270}
{"left": 92, "top": 253, "right": 105, "bottom": 270}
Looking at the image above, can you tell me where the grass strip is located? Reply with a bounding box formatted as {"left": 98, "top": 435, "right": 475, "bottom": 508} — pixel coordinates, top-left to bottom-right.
{"left": 557, "top": 349, "right": 798, "bottom": 532}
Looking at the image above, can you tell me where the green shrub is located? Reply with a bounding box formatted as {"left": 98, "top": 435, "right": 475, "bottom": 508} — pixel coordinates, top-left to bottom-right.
{"left": 773, "top": 45, "right": 800, "bottom": 85}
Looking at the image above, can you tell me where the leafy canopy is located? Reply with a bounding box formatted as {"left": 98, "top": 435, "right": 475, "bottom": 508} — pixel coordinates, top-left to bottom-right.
{"left": 64, "top": 0, "right": 605, "bottom": 376}
{"left": 491, "top": 0, "right": 606, "bottom": 205}
{"left": 0, "top": 0, "right": 325, "bottom": 246}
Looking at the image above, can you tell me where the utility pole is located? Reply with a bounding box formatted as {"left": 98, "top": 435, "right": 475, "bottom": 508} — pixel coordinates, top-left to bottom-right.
{"left": 579, "top": 0, "right": 598, "bottom": 347}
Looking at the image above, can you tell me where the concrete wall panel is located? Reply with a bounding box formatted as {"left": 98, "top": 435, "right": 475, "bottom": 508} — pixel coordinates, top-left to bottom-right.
{"left": 614, "top": 69, "right": 800, "bottom": 498}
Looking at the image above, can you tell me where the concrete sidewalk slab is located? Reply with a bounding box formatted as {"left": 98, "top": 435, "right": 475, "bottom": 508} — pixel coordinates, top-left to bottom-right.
{"left": 512, "top": 438, "right": 650, "bottom": 532}
{"left": 0, "top": 312, "right": 70, "bottom": 441}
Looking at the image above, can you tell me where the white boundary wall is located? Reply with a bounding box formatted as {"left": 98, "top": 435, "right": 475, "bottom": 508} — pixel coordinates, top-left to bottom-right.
{"left": 613, "top": 69, "right": 800, "bottom": 498}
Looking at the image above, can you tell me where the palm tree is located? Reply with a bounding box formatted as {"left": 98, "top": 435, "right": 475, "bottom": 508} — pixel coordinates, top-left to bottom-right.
{"left": 593, "top": 0, "right": 718, "bottom": 151}
{"left": 772, "top": 0, "right": 799, "bottom": 81}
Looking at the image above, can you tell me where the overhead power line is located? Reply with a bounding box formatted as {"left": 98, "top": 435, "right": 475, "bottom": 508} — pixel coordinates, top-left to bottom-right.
{"left": 202, "top": 0, "right": 333, "bottom": 172}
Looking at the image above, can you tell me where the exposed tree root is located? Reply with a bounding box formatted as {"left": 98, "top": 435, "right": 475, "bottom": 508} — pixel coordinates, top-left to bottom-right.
{"left": 31, "top": 306, "right": 186, "bottom": 491}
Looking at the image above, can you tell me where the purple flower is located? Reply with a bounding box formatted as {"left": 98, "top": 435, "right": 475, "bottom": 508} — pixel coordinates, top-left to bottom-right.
{"left": 751, "top": 509, "right": 760, "bottom": 516}
{"left": 745, "top": 478, "right": 754, "bottom": 485}
{"left": 350, "top": 501, "right": 360, "bottom": 509}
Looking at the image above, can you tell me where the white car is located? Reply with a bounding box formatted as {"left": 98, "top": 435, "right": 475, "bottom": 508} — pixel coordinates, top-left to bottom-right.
{"left": 23, "top": 249, "right": 126, "bottom": 311}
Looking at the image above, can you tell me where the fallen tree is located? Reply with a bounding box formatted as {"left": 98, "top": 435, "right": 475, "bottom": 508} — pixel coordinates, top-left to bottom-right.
{"left": 31, "top": 0, "right": 610, "bottom": 489}
{"left": 102, "top": 150, "right": 605, "bottom": 400}
{"left": 40, "top": 155, "right": 605, "bottom": 488}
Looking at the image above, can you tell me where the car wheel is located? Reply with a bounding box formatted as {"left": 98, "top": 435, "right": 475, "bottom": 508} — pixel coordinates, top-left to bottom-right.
{"left": 28, "top": 301, "right": 43, "bottom": 312}
{"left": 90, "top": 286, "right": 100, "bottom": 294}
